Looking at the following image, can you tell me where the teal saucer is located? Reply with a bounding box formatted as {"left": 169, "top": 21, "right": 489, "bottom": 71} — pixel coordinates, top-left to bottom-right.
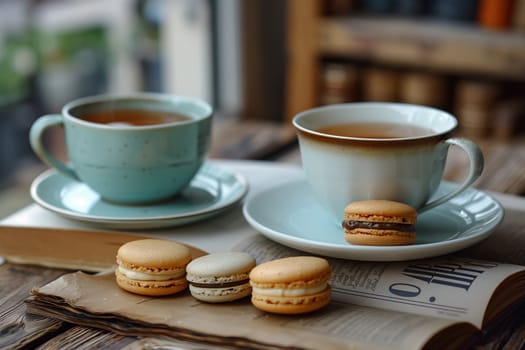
{"left": 31, "top": 163, "right": 248, "bottom": 229}
{"left": 243, "top": 179, "right": 504, "bottom": 261}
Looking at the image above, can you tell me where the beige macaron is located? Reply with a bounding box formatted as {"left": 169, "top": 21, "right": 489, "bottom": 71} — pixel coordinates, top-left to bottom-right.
{"left": 186, "top": 252, "right": 256, "bottom": 303}
{"left": 115, "top": 239, "right": 192, "bottom": 296}
{"left": 249, "top": 256, "right": 331, "bottom": 314}
{"left": 343, "top": 200, "right": 417, "bottom": 246}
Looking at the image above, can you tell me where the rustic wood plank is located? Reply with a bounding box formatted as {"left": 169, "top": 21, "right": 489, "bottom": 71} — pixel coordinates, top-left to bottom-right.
{"left": 438, "top": 136, "right": 525, "bottom": 196}
{"left": 472, "top": 138, "right": 525, "bottom": 195}
{"left": 36, "top": 326, "right": 136, "bottom": 350}
{"left": 210, "top": 119, "right": 296, "bottom": 160}
{"left": 0, "top": 263, "right": 69, "bottom": 349}
{"left": 474, "top": 301, "right": 525, "bottom": 350}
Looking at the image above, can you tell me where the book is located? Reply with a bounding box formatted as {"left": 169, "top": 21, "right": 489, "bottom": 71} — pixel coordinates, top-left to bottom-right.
{"left": 513, "top": 0, "right": 525, "bottom": 31}
{"left": 478, "top": 0, "right": 514, "bottom": 30}
{"left": 319, "top": 63, "right": 360, "bottom": 105}
{"left": 399, "top": 71, "right": 449, "bottom": 109}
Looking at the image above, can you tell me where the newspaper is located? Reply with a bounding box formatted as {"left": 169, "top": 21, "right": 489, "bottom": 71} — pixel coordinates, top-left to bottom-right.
{"left": 27, "top": 235, "right": 525, "bottom": 350}
{"left": 234, "top": 235, "right": 525, "bottom": 329}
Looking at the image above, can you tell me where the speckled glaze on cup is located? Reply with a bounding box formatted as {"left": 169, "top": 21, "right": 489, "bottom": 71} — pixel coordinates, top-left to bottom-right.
{"left": 30, "top": 93, "right": 212, "bottom": 204}
{"left": 293, "top": 102, "right": 484, "bottom": 223}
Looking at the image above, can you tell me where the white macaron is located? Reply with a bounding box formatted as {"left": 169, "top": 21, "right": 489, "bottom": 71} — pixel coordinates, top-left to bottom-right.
{"left": 186, "top": 252, "right": 256, "bottom": 303}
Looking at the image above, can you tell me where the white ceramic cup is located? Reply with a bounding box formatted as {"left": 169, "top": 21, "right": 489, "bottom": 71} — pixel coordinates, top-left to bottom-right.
{"left": 293, "top": 102, "right": 484, "bottom": 222}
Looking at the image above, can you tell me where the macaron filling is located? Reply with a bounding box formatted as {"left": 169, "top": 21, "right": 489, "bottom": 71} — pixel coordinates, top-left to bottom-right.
{"left": 252, "top": 282, "right": 328, "bottom": 297}
{"left": 189, "top": 283, "right": 251, "bottom": 295}
{"left": 343, "top": 220, "right": 415, "bottom": 232}
{"left": 118, "top": 266, "right": 186, "bottom": 281}
{"left": 188, "top": 278, "right": 250, "bottom": 289}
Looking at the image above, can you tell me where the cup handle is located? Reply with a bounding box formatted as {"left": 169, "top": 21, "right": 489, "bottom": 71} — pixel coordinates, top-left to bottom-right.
{"left": 29, "top": 114, "right": 80, "bottom": 181}
{"left": 418, "top": 137, "right": 484, "bottom": 213}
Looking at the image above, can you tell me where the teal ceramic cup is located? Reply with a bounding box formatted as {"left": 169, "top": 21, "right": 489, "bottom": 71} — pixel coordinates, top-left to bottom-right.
{"left": 30, "top": 93, "right": 212, "bottom": 204}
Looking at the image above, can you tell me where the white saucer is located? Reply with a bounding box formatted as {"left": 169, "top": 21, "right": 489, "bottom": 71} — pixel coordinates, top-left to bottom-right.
{"left": 242, "top": 179, "right": 504, "bottom": 261}
{"left": 31, "top": 163, "right": 248, "bottom": 229}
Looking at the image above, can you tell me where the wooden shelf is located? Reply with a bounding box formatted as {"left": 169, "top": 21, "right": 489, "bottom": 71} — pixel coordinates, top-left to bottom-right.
{"left": 285, "top": 0, "right": 525, "bottom": 122}
{"left": 319, "top": 16, "right": 525, "bottom": 80}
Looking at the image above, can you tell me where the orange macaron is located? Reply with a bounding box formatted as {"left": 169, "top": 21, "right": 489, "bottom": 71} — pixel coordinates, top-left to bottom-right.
{"left": 115, "top": 239, "right": 192, "bottom": 296}
{"left": 342, "top": 200, "right": 417, "bottom": 246}
{"left": 249, "top": 256, "right": 332, "bottom": 314}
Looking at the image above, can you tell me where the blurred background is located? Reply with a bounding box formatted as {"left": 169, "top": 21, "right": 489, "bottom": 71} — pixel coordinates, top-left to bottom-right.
{"left": 0, "top": 0, "right": 524, "bottom": 217}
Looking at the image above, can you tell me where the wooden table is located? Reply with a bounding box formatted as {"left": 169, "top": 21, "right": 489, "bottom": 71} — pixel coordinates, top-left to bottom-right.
{"left": 443, "top": 136, "right": 525, "bottom": 196}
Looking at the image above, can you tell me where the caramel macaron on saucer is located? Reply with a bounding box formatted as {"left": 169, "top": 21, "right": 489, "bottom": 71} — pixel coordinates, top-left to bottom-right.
{"left": 249, "top": 256, "right": 332, "bottom": 314}
{"left": 115, "top": 239, "right": 192, "bottom": 296}
{"left": 343, "top": 200, "right": 417, "bottom": 246}
{"left": 186, "top": 252, "right": 256, "bottom": 303}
